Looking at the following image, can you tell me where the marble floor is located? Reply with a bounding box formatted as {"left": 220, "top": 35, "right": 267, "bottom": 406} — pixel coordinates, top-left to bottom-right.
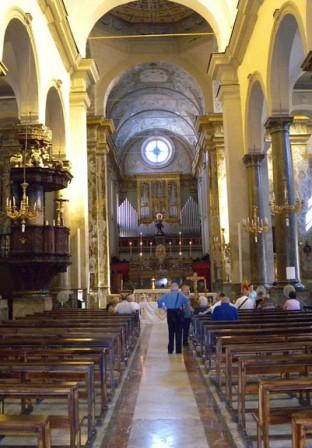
{"left": 100, "top": 323, "right": 233, "bottom": 448}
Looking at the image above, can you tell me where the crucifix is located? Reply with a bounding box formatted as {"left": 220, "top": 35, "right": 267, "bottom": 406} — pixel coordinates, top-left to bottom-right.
{"left": 186, "top": 272, "right": 206, "bottom": 296}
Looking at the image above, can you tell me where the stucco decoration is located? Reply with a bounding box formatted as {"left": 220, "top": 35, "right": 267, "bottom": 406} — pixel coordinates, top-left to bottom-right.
{"left": 105, "top": 62, "right": 204, "bottom": 160}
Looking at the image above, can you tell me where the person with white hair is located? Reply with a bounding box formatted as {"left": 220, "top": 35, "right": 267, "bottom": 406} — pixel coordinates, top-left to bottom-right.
{"left": 127, "top": 293, "right": 140, "bottom": 312}
{"left": 157, "top": 282, "right": 189, "bottom": 354}
{"left": 115, "top": 294, "right": 134, "bottom": 315}
{"left": 194, "top": 296, "right": 209, "bottom": 315}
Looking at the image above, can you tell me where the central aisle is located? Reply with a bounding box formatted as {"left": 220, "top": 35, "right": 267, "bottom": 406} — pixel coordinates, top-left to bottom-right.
{"left": 127, "top": 323, "right": 209, "bottom": 447}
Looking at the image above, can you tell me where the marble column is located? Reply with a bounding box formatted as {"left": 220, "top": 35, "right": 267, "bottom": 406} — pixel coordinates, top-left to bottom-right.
{"left": 87, "top": 116, "right": 114, "bottom": 308}
{"left": 243, "top": 153, "right": 271, "bottom": 284}
{"left": 265, "top": 116, "right": 300, "bottom": 284}
{"left": 68, "top": 59, "right": 99, "bottom": 293}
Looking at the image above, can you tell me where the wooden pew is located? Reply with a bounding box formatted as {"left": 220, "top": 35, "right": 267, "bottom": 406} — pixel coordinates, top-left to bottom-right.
{"left": 0, "top": 361, "right": 95, "bottom": 445}
{"left": 222, "top": 341, "right": 312, "bottom": 404}
{"left": 254, "top": 378, "right": 312, "bottom": 448}
{"left": 291, "top": 410, "right": 312, "bottom": 448}
{"left": 0, "top": 414, "right": 51, "bottom": 448}
{"left": 0, "top": 382, "right": 80, "bottom": 448}
{"left": 237, "top": 354, "right": 312, "bottom": 430}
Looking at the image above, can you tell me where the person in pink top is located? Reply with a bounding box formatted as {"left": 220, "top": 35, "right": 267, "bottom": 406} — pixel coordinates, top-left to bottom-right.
{"left": 283, "top": 291, "right": 301, "bottom": 311}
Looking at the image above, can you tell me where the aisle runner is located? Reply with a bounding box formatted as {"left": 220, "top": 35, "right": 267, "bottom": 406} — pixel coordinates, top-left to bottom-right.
{"left": 127, "top": 324, "right": 209, "bottom": 447}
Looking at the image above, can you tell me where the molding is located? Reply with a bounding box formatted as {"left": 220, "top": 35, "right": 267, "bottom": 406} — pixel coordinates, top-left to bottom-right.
{"left": 208, "top": 0, "right": 264, "bottom": 82}
{"left": 37, "top": 0, "right": 80, "bottom": 73}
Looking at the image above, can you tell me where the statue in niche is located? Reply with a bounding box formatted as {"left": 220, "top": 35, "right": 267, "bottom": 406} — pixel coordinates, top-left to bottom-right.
{"left": 155, "top": 212, "right": 165, "bottom": 235}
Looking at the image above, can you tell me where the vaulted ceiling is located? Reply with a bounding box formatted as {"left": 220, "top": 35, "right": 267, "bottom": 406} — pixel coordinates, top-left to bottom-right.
{"left": 105, "top": 62, "right": 204, "bottom": 159}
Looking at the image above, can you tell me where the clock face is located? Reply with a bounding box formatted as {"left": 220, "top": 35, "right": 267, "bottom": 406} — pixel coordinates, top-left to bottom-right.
{"left": 141, "top": 137, "right": 173, "bottom": 167}
{"left": 156, "top": 212, "right": 163, "bottom": 220}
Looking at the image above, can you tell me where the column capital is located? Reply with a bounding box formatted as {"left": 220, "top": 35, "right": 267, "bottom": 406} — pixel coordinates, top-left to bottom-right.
{"left": 301, "top": 51, "right": 312, "bottom": 72}
{"left": 265, "top": 115, "right": 293, "bottom": 133}
{"left": 243, "top": 152, "right": 265, "bottom": 167}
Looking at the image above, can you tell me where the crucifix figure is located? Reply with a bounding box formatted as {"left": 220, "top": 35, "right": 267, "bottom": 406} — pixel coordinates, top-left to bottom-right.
{"left": 186, "top": 272, "right": 206, "bottom": 296}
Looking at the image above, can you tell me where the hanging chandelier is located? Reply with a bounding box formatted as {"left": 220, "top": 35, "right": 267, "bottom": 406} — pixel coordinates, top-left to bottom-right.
{"left": 6, "top": 120, "right": 37, "bottom": 232}
{"left": 242, "top": 205, "right": 269, "bottom": 243}
{"left": 269, "top": 177, "right": 304, "bottom": 226}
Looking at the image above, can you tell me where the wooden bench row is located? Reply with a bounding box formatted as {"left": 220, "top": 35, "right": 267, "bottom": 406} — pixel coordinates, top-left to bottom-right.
{"left": 0, "top": 310, "right": 139, "bottom": 447}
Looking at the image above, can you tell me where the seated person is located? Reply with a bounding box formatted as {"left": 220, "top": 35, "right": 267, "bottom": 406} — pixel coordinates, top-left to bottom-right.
{"left": 283, "top": 290, "right": 301, "bottom": 311}
{"left": 194, "top": 296, "right": 209, "bottom": 314}
{"left": 115, "top": 294, "right": 134, "bottom": 314}
{"left": 127, "top": 293, "right": 140, "bottom": 312}
{"left": 212, "top": 296, "right": 238, "bottom": 321}
{"left": 260, "top": 296, "right": 276, "bottom": 310}
{"left": 235, "top": 285, "right": 255, "bottom": 310}
{"left": 255, "top": 291, "right": 265, "bottom": 309}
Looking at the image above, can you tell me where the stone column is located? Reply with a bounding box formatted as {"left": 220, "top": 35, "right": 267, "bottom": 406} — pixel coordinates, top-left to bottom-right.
{"left": 218, "top": 85, "right": 250, "bottom": 284}
{"left": 87, "top": 116, "right": 115, "bottom": 308}
{"left": 265, "top": 116, "right": 300, "bottom": 284}
{"left": 68, "top": 59, "right": 99, "bottom": 294}
{"left": 243, "top": 153, "right": 272, "bottom": 284}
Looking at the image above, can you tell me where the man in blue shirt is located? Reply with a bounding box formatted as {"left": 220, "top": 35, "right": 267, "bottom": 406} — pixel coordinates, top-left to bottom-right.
{"left": 212, "top": 296, "right": 238, "bottom": 321}
{"left": 158, "top": 282, "right": 189, "bottom": 354}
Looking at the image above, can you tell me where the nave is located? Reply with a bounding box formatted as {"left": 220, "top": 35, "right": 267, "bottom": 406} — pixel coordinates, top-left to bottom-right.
{"left": 99, "top": 322, "right": 232, "bottom": 448}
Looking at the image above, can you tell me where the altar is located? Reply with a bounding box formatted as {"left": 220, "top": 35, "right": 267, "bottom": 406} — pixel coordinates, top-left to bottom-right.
{"left": 133, "top": 288, "right": 170, "bottom": 302}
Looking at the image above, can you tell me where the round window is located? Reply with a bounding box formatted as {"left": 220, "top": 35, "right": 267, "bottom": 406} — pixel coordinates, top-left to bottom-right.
{"left": 141, "top": 137, "right": 173, "bottom": 167}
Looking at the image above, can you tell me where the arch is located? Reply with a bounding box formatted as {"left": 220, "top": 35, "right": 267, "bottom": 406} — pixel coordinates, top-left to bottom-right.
{"left": 99, "top": 56, "right": 211, "bottom": 117}
{"left": 1, "top": 15, "right": 39, "bottom": 120}
{"left": 245, "top": 74, "right": 268, "bottom": 153}
{"left": 45, "top": 85, "right": 66, "bottom": 156}
{"left": 267, "top": 4, "right": 307, "bottom": 114}
{"left": 67, "top": 0, "right": 234, "bottom": 55}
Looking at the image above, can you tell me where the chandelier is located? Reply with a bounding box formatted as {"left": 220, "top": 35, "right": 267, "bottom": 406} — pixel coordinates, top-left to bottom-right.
{"left": 242, "top": 206, "right": 269, "bottom": 243}
{"left": 6, "top": 121, "right": 37, "bottom": 232}
{"left": 269, "top": 178, "right": 304, "bottom": 226}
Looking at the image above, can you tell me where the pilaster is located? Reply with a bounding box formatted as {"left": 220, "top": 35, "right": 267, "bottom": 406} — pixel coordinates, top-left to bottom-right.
{"left": 87, "top": 116, "right": 115, "bottom": 308}
{"left": 217, "top": 84, "right": 250, "bottom": 284}
{"left": 67, "top": 59, "right": 99, "bottom": 294}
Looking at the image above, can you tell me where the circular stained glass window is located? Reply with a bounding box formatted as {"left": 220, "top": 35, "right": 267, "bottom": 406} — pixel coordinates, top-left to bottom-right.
{"left": 141, "top": 137, "right": 173, "bottom": 167}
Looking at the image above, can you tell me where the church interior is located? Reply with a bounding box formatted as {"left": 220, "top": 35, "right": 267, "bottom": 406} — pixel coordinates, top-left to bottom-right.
{"left": 0, "top": 0, "right": 312, "bottom": 447}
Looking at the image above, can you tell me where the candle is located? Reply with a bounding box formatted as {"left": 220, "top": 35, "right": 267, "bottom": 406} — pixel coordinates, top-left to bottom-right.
{"left": 149, "top": 241, "right": 152, "bottom": 256}
{"left": 169, "top": 241, "right": 172, "bottom": 256}
{"left": 77, "top": 228, "right": 81, "bottom": 289}
{"left": 129, "top": 241, "right": 133, "bottom": 256}
{"left": 45, "top": 220, "right": 49, "bottom": 226}
{"left": 52, "top": 219, "right": 56, "bottom": 226}
{"left": 12, "top": 196, "right": 15, "bottom": 207}
{"left": 189, "top": 240, "right": 192, "bottom": 257}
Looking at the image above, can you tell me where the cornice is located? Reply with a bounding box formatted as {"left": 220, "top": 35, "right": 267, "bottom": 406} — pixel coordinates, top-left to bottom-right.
{"left": 208, "top": 0, "right": 264, "bottom": 82}
{"left": 37, "top": 0, "right": 80, "bottom": 73}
